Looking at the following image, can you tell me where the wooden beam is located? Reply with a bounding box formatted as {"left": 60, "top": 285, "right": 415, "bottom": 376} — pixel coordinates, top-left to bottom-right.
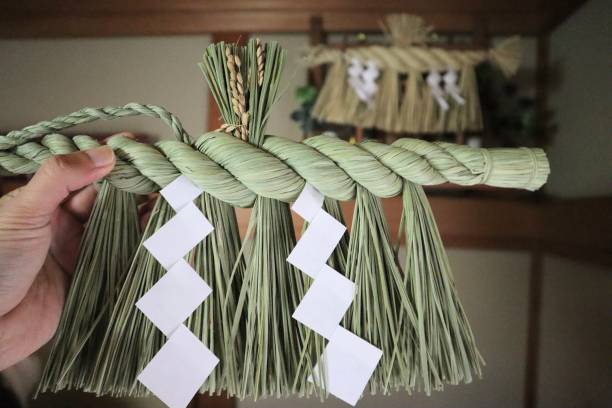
{"left": 0, "top": 0, "right": 586, "bottom": 38}
{"left": 233, "top": 195, "right": 612, "bottom": 267}
{"left": 524, "top": 250, "right": 543, "bottom": 408}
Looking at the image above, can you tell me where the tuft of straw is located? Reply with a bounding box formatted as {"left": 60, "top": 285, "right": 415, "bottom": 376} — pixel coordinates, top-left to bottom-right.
{"left": 343, "top": 186, "right": 417, "bottom": 394}
{"left": 190, "top": 193, "right": 246, "bottom": 395}
{"left": 401, "top": 181, "right": 484, "bottom": 393}
{"left": 322, "top": 198, "right": 349, "bottom": 274}
{"left": 380, "top": 14, "right": 434, "bottom": 47}
{"left": 89, "top": 197, "right": 173, "bottom": 396}
{"left": 36, "top": 181, "right": 140, "bottom": 395}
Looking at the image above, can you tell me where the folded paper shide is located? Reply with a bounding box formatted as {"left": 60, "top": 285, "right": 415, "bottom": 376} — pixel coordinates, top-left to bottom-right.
{"left": 0, "top": 34, "right": 549, "bottom": 407}
{"left": 306, "top": 14, "right": 522, "bottom": 134}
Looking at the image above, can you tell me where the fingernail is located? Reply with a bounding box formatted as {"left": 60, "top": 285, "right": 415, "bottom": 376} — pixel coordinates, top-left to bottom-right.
{"left": 85, "top": 146, "right": 115, "bottom": 167}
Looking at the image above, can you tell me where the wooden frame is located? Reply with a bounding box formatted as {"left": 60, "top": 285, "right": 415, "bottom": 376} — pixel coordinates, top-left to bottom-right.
{"left": 0, "top": 1, "right": 586, "bottom": 38}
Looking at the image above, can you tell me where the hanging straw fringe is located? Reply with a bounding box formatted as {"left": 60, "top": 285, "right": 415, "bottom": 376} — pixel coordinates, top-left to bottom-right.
{"left": 344, "top": 186, "right": 415, "bottom": 394}
{"left": 402, "top": 182, "right": 484, "bottom": 393}
{"left": 190, "top": 193, "right": 246, "bottom": 395}
{"left": 36, "top": 181, "right": 140, "bottom": 395}
{"left": 89, "top": 198, "right": 173, "bottom": 396}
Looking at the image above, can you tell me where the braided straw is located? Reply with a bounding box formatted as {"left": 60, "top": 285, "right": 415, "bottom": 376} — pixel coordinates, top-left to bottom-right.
{"left": 307, "top": 36, "right": 522, "bottom": 77}
{"left": 256, "top": 38, "right": 265, "bottom": 87}
{"left": 0, "top": 104, "right": 549, "bottom": 207}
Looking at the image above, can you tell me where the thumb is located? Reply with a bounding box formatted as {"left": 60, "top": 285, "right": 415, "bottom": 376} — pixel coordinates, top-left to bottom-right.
{"left": 17, "top": 146, "right": 115, "bottom": 217}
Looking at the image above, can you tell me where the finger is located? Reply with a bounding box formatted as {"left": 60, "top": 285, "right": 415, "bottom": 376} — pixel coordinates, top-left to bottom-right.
{"left": 16, "top": 147, "right": 115, "bottom": 220}
{"left": 63, "top": 184, "right": 98, "bottom": 223}
{"left": 50, "top": 209, "right": 84, "bottom": 274}
{"left": 0, "top": 186, "right": 23, "bottom": 207}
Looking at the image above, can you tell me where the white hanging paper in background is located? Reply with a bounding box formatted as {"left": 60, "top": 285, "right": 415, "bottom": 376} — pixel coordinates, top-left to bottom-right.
{"left": 136, "top": 258, "right": 212, "bottom": 336}
{"left": 287, "top": 209, "right": 346, "bottom": 278}
{"left": 143, "top": 202, "right": 214, "bottom": 269}
{"left": 426, "top": 70, "right": 450, "bottom": 111}
{"left": 443, "top": 70, "right": 465, "bottom": 105}
{"left": 160, "top": 175, "right": 204, "bottom": 211}
{"left": 347, "top": 58, "right": 380, "bottom": 107}
{"left": 291, "top": 183, "right": 324, "bottom": 222}
{"left": 137, "top": 325, "right": 219, "bottom": 408}
{"left": 311, "top": 327, "right": 383, "bottom": 406}
{"left": 292, "top": 264, "right": 355, "bottom": 339}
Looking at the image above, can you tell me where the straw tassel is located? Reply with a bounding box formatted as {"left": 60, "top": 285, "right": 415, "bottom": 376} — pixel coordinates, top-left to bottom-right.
{"left": 399, "top": 71, "right": 423, "bottom": 133}
{"left": 229, "top": 197, "right": 326, "bottom": 399}
{"left": 401, "top": 182, "right": 484, "bottom": 394}
{"left": 489, "top": 36, "right": 522, "bottom": 77}
{"left": 90, "top": 198, "right": 173, "bottom": 396}
{"left": 459, "top": 67, "right": 483, "bottom": 131}
{"left": 373, "top": 69, "right": 402, "bottom": 132}
{"left": 343, "top": 186, "right": 416, "bottom": 394}
{"left": 311, "top": 60, "right": 348, "bottom": 125}
{"left": 190, "top": 194, "right": 246, "bottom": 395}
{"left": 37, "top": 181, "right": 140, "bottom": 395}
{"left": 322, "top": 198, "right": 350, "bottom": 275}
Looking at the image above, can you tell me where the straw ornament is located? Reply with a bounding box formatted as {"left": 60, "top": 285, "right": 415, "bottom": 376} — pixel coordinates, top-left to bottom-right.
{"left": 306, "top": 13, "right": 523, "bottom": 134}
{"left": 0, "top": 38, "right": 551, "bottom": 402}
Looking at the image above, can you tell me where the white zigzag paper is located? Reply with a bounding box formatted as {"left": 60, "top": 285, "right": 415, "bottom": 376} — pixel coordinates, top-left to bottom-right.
{"left": 137, "top": 175, "right": 219, "bottom": 408}
{"left": 289, "top": 183, "right": 382, "bottom": 406}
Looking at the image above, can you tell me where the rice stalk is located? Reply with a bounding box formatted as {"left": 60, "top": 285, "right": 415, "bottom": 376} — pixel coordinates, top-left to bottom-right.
{"left": 89, "top": 198, "right": 173, "bottom": 396}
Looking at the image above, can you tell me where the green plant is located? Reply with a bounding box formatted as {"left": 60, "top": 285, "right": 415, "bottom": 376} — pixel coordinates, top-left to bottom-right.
{"left": 290, "top": 85, "right": 320, "bottom": 137}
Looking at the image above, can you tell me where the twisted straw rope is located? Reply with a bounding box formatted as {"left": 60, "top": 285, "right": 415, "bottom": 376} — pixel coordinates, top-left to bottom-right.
{"left": 0, "top": 104, "right": 549, "bottom": 208}
{"left": 307, "top": 36, "right": 522, "bottom": 77}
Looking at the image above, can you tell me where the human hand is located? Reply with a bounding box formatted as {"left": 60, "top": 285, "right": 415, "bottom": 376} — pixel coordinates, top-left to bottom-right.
{"left": 0, "top": 147, "right": 115, "bottom": 370}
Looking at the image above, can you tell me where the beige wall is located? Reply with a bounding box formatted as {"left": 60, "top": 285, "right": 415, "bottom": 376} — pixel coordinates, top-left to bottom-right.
{"left": 546, "top": 0, "right": 612, "bottom": 198}
{"left": 0, "top": 36, "right": 211, "bottom": 139}
{"left": 536, "top": 1, "right": 612, "bottom": 407}
{"left": 538, "top": 256, "right": 612, "bottom": 408}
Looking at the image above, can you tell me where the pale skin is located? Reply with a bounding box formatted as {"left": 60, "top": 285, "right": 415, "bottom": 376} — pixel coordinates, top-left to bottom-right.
{"left": 0, "top": 146, "right": 116, "bottom": 370}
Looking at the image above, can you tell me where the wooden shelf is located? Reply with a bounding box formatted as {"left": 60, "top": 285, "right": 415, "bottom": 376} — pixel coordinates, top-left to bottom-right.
{"left": 234, "top": 194, "right": 612, "bottom": 267}
{"left": 0, "top": 0, "right": 586, "bottom": 38}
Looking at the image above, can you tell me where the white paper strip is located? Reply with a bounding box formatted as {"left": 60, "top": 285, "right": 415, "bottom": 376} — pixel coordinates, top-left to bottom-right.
{"left": 292, "top": 265, "right": 354, "bottom": 339}
{"left": 160, "top": 175, "right": 204, "bottom": 211}
{"left": 311, "top": 327, "right": 383, "bottom": 406}
{"left": 426, "top": 70, "right": 450, "bottom": 111}
{"left": 287, "top": 210, "right": 346, "bottom": 278}
{"left": 136, "top": 258, "right": 212, "bottom": 336}
{"left": 291, "top": 183, "right": 324, "bottom": 222}
{"left": 144, "top": 202, "right": 214, "bottom": 269}
{"left": 137, "top": 325, "right": 219, "bottom": 408}
{"left": 443, "top": 70, "right": 466, "bottom": 105}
